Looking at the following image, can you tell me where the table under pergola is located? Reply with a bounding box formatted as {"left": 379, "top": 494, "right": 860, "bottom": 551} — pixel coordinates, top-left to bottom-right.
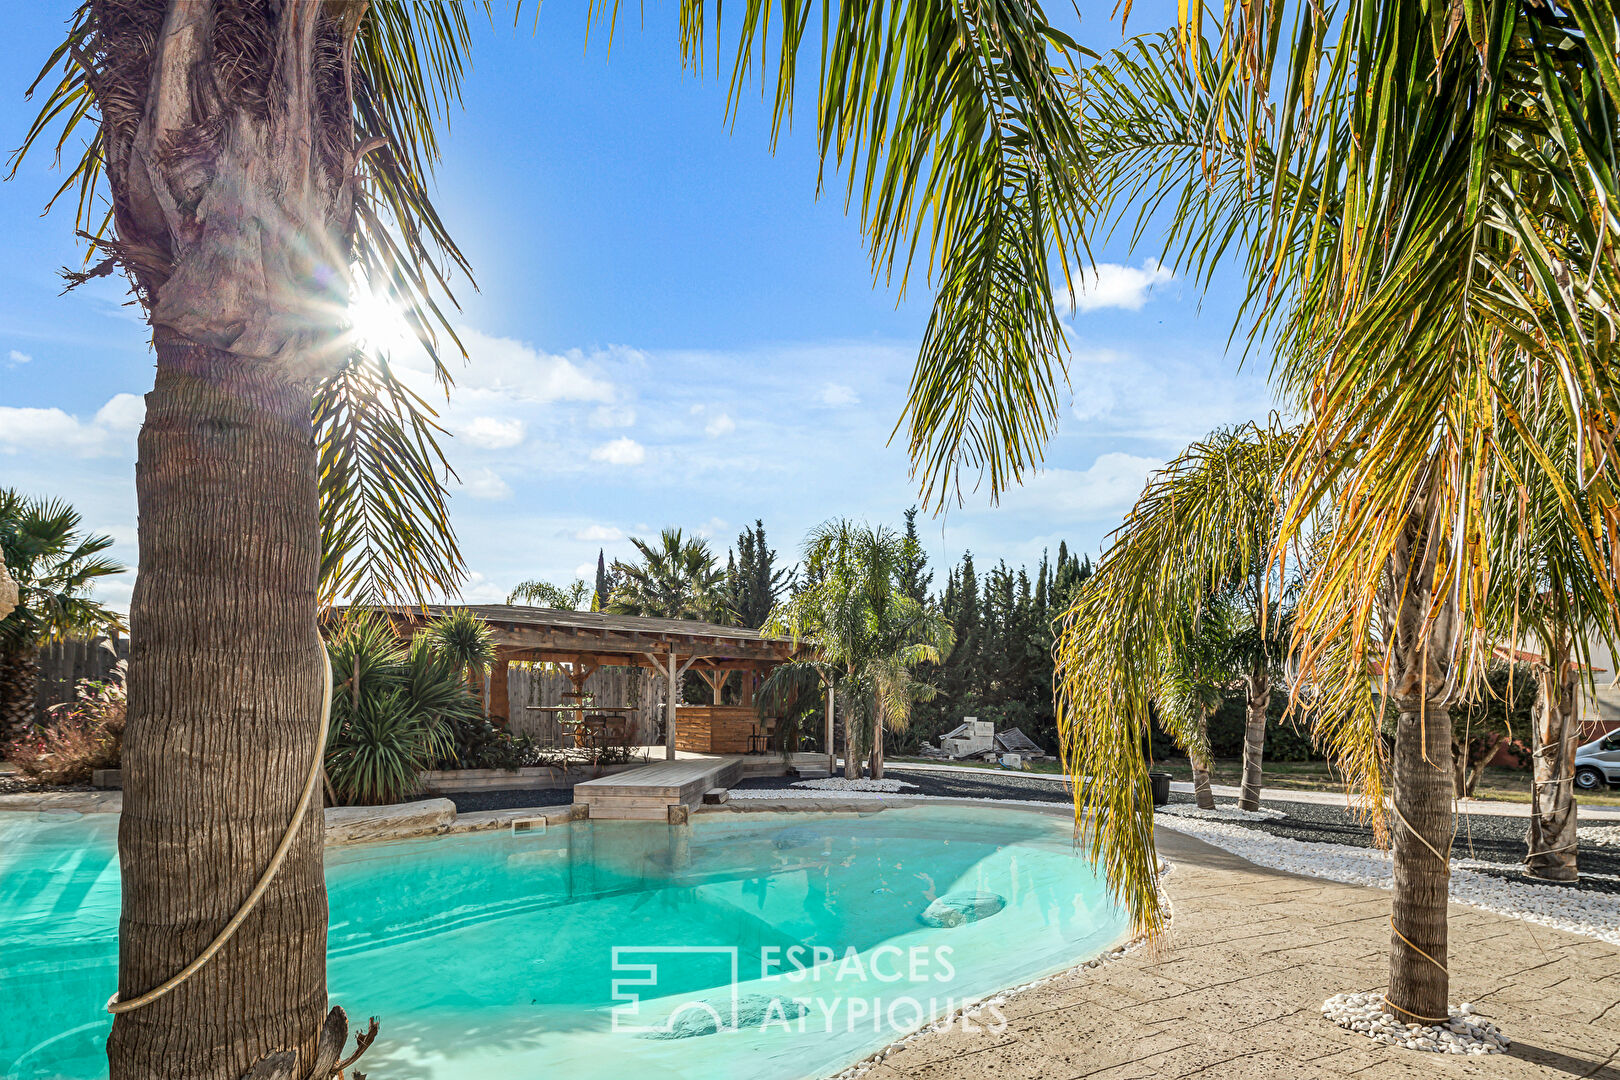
{"left": 364, "top": 605, "right": 822, "bottom": 761}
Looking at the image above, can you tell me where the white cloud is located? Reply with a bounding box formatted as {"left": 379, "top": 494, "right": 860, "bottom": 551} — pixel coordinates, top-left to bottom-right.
{"left": 575, "top": 562, "right": 597, "bottom": 578}
{"left": 398, "top": 327, "right": 617, "bottom": 405}
{"left": 94, "top": 393, "right": 145, "bottom": 431}
{"left": 575, "top": 524, "right": 622, "bottom": 541}
{"left": 704, "top": 412, "right": 736, "bottom": 437}
{"left": 591, "top": 403, "right": 636, "bottom": 428}
{"left": 0, "top": 393, "right": 144, "bottom": 457}
{"left": 8, "top": 349, "right": 31, "bottom": 366}
{"left": 818, "top": 383, "right": 859, "bottom": 407}
{"left": 1056, "top": 260, "right": 1174, "bottom": 313}
{"left": 462, "top": 416, "right": 526, "bottom": 450}
{"left": 461, "top": 467, "right": 512, "bottom": 500}
{"left": 998, "top": 453, "right": 1162, "bottom": 518}
{"left": 590, "top": 437, "right": 645, "bottom": 466}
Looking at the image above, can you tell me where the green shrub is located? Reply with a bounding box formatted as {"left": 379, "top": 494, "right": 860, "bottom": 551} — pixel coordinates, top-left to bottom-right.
{"left": 5, "top": 661, "right": 126, "bottom": 785}
{"left": 324, "top": 613, "right": 479, "bottom": 805}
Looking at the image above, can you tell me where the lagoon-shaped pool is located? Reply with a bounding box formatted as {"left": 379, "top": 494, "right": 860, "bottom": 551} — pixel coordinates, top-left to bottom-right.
{"left": 2, "top": 804, "right": 1125, "bottom": 1080}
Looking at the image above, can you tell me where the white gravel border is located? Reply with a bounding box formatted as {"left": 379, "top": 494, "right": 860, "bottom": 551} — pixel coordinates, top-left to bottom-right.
{"left": 791, "top": 777, "right": 919, "bottom": 793}
{"left": 1321, "top": 992, "right": 1508, "bottom": 1055}
{"left": 1155, "top": 812, "right": 1620, "bottom": 944}
{"left": 1157, "top": 803, "right": 1287, "bottom": 822}
{"left": 1580, "top": 824, "right": 1620, "bottom": 847}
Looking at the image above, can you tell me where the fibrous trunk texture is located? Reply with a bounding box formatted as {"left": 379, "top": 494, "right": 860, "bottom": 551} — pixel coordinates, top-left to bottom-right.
{"left": 1526, "top": 639, "right": 1579, "bottom": 882}
{"left": 0, "top": 647, "right": 40, "bottom": 739}
{"left": 1237, "top": 669, "right": 1268, "bottom": 811}
{"left": 1382, "top": 508, "right": 1457, "bottom": 1024}
{"left": 110, "top": 331, "right": 327, "bottom": 1080}
{"left": 870, "top": 715, "right": 885, "bottom": 780}
{"left": 1191, "top": 710, "right": 1216, "bottom": 810}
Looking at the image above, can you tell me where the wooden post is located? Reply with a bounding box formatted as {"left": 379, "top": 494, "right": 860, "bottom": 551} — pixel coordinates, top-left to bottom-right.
{"left": 824, "top": 674, "right": 836, "bottom": 777}
{"left": 489, "top": 656, "right": 511, "bottom": 727}
{"left": 665, "top": 652, "right": 678, "bottom": 761}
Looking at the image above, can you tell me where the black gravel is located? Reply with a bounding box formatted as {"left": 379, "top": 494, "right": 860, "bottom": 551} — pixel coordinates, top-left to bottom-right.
{"left": 408, "top": 788, "right": 574, "bottom": 813}
{"left": 730, "top": 766, "right": 1075, "bottom": 804}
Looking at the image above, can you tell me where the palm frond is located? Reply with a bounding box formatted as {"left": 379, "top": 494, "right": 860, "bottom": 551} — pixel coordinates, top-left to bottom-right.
{"left": 675, "top": 0, "right": 1088, "bottom": 508}
{"left": 12, "top": 2, "right": 484, "bottom": 606}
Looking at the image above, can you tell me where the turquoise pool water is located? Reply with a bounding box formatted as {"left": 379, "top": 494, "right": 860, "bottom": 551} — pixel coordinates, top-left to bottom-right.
{"left": 2, "top": 804, "right": 1126, "bottom": 1080}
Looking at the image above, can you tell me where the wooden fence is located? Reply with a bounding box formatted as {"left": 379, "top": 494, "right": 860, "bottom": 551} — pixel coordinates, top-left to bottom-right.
{"left": 505, "top": 663, "right": 664, "bottom": 747}
{"left": 33, "top": 634, "right": 127, "bottom": 726}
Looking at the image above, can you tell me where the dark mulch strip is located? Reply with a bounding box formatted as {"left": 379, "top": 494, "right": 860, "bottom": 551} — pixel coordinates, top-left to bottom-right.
{"left": 0, "top": 775, "right": 94, "bottom": 796}
{"left": 408, "top": 788, "right": 574, "bottom": 814}
{"left": 1163, "top": 790, "right": 1620, "bottom": 893}
{"left": 729, "top": 766, "right": 1075, "bottom": 804}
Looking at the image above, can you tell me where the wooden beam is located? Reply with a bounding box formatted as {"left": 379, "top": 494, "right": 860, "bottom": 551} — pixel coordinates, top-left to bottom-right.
{"left": 488, "top": 657, "right": 511, "bottom": 727}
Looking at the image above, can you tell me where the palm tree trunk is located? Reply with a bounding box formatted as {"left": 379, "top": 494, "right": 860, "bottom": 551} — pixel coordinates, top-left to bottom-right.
{"left": 1237, "top": 668, "right": 1268, "bottom": 811}
{"left": 1388, "top": 699, "right": 1454, "bottom": 1022}
{"left": 1382, "top": 505, "right": 1457, "bottom": 1024}
{"left": 870, "top": 715, "right": 885, "bottom": 780}
{"left": 1191, "top": 709, "right": 1216, "bottom": 810}
{"left": 0, "top": 645, "right": 40, "bottom": 739}
{"left": 1526, "top": 637, "right": 1579, "bottom": 882}
{"left": 109, "top": 330, "right": 328, "bottom": 1080}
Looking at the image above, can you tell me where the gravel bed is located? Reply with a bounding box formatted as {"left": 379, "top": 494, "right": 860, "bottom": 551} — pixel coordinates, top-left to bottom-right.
{"left": 407, "top": 788, "right": 574, "bottom": 814}
{"left": 1165, "top": 791, "right": 1620, "bottom": 890}
{"left": 792, "top": 777, "right": 918, "bottom": 792}
{"left": 1158, "top": 803, "right": 1286, "bottom": 822}
{"left": 0, "top": 775, "right": 94, "bottom": 796}
{"left": 1154, "top": 811, "right": 1620, "bottom": 944}
{"left": 1321, "top": 992, "right": 1507, "bottom": 1055}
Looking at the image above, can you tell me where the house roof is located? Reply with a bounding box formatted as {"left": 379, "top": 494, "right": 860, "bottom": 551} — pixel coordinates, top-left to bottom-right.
{"left": 350, "top": 604, "right": 813, "bottom": 671}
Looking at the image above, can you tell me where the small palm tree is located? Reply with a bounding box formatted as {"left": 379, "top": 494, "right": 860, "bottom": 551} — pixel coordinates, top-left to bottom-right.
{"left": 608, "top": 529, "right": 729, "bottom": 623}
{"left": 508, "top": 579, "right": 590, "bottom": 610}
{"left": 767, "top": 520, "right": 953, "bottom": 779}
{"left": 0, "top": 489, "right": 125, "bottom": 737}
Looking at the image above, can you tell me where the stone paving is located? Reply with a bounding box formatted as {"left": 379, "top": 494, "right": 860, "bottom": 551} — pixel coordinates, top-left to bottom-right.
{"left": 868, "top": 827, "right": 1620, "bottom": 1080}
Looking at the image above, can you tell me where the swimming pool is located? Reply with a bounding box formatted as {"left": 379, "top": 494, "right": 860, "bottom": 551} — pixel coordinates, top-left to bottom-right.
{"left": 2, "top": 804, "right": 1126, "bottom": 1080}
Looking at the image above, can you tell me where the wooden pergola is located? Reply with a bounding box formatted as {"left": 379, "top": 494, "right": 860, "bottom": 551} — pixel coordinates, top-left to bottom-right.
{"left": 369, "top": 605, "right": 823, "bottom": 760}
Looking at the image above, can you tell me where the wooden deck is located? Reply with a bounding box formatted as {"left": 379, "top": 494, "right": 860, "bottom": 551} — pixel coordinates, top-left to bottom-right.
{"left": 572, "top": 753, "right": 827, "bottom": 820}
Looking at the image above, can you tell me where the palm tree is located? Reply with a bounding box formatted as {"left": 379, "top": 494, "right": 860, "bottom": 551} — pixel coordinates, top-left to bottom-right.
{"left": 508, "top": 579, "right": 591, "bottom": 610}
{"left": 0, "top": 489, "right": 125, "bottom": 738}
{"left": 1156, "top": 597, "right": 1244, "bottom": 811}
{"left": 608, "top": 529, "right": 729, "bottom": 623}
{"left": 14, "top": 1, "right": 1088, "bottom": 1074}
{"left": 766, "top": 520, "right": 952, "bottom": 779}
{"left": 1056, "top": 423, "right": 1294, "bottom": 842}
{"left": 1035, "top": 7, "right": 1620, "bottom": 1023}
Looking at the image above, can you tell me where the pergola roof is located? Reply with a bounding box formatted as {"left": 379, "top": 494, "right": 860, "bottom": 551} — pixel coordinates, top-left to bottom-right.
{"left": 366, "top": 604, "right": 811, "bottom": 670}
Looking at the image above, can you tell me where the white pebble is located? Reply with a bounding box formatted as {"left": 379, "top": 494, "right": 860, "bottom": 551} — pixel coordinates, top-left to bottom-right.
{"left": 1319, "top": 992, "right": 1509, "bottom": 1055}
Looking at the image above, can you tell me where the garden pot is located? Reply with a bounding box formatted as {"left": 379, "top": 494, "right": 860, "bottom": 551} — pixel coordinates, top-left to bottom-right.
{"left": 1148, "top": 771, "right": 1172, "bottom": 807}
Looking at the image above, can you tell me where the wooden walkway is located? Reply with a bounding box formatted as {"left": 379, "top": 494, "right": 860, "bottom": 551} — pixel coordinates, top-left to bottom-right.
{"left": 573, "top": 753, "right": 827, "bottom": 820}
{"left": 574, "top": 756, "right": 742, "bottom": 820}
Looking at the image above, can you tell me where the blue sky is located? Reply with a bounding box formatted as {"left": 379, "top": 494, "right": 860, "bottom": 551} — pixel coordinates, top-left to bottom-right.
{"left": 0, "top": 2, "right": 1273, "bottom": 610}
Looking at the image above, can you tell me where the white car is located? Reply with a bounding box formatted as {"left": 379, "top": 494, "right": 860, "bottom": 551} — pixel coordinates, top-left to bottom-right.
{"left": 1576, "top": 730, "right": 1620, "bottom": 792}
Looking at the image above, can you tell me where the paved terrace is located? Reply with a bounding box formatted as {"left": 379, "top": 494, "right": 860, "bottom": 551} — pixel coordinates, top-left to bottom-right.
{"left": 867, "top": 827, "right": 1620, "bottom": 1080}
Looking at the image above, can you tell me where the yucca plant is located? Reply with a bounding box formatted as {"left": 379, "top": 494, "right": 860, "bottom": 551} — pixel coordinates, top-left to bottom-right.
{"left": 324, "top": 614, "right": 472, "bottom": 806}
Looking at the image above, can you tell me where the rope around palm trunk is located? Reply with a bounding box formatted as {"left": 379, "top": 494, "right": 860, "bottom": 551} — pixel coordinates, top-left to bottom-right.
{"left": 107, "top": 641, "right": 333, "bottom": 1015}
